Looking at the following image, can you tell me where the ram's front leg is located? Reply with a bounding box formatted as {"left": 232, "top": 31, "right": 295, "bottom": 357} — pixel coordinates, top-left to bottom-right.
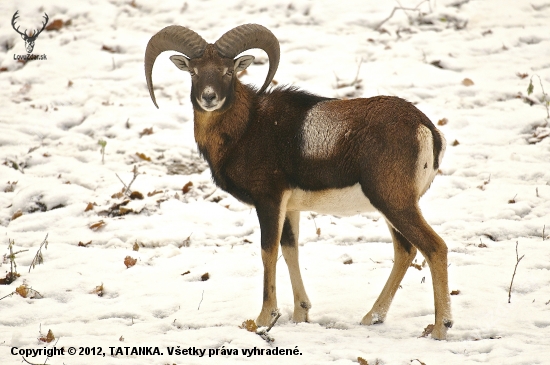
{"left": 255, "top": 194, "right": 289, "bottom": 327}
{"left": 281, "top": 211, "right": 311, "bottom": 322}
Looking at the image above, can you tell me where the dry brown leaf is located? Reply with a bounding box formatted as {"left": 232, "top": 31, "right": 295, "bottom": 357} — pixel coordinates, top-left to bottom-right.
{"left": 11, "top": 210, "right": 23, "bottom": 221}
{"left": 129, "top": 191, "right": 144, "bottom": 200}
{"left": 516, "top": 72, "right": 528, "bottom": 79}
{"left": 430, "top": 60, "right": 443, "bottom": 69}
{"left": 410, "top": 263, "right": 423, "bottom": 271}
{"left": 119, "top": 207, "right": 133, "bottom": 215}
{"left": 462, "top": 78, "right": 474, "bottom": 86}
{"left": 239, "top": 319, "right": 258, "bottom": 332}
{"left": 91, "top": 284, "right": 104, "bottom": 297}
{"left": 39, "top": 329, "right": 55, "bottom": 343}
{"left": 316, "top": 227, "right": 321, "bottom": 236}
{"left": 43, "top": 153, "right": 51, "bottom": 157}
{"left": 357, "top": 357, "right": 369, "bottom": 365}
{"left": 411, "top": 359, "right": 427, "bottom": 365}
{"left": 84, "top": 202, "right": 95, "bottom": 212}
{"left": 139, "top": 127, "right": 154, "bottom": 138}
{"left": 89, "top": 220, "right": 106, "bottom": 231}
{"left": 78, "top": 240, "right": 92, "bottom": 247}
{"left": 180, "top": 234, "right": 192, "bottom": 248}
{"left": 477, "top": 177, "right": 491, "bottom": 190}
{"left": 343, "top": 258, "right": 353, "bottom": 265}
{"left": 450, "top": 290, "right": 460, "bottom": 295}
{"left": 4, "top": 181, "right": 17, "bottom": 193}
{"left": 437, "top": 118, "right": 448, "bottom": 126}
{"left": 201, "top": 272, "right": 210, "bottom": 281}
{"left": 420, "top": 324, "right": 435, "bottom": 338}
{"left": 0, "top": 272, "right": 20, "bottom": 285}
{"left": 132, "top": 241, "right": 140, "bottom": 251}
{"left": 181, "top": 270, "right": 191, "bottom": 276}
{"left": 147, "top": 190, "right": 163, "bottom": 197}
{"left": 102, "top": 45, "right": 118, "bottom": 53}
{"left": 111, "top": 191, "right": 124, "bottom": 199}
{"left": 15, "top": 284, "right": 28, "bottom": 298}
{"left": 46, "top": 19, "right": 64, "bottom": 31}
{"left": 182, "top": 181, "right": 193, "bottom": 194}
{"left": 124, "top": 256, "right": 137, "bottom": 268}
{"left": 451, "top": 139, "right": 460, "bottom": 146}
{"left": 136, "top": 152, "right": 151, "bottom": 161}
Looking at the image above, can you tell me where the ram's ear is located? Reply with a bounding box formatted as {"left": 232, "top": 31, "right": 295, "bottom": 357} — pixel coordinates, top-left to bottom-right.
{"left": 234, "top": 55, "right": 255, "bottom": 72}
{"left": 170, "top": 55, "right": 191, "bottom": 72}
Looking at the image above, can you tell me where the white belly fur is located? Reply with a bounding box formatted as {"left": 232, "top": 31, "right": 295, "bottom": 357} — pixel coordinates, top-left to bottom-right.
{"left": 286, "top": 183, "right": 376, "bottom": 216}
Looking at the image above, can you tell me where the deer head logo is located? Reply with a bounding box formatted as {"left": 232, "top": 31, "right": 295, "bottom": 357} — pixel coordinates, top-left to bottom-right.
{"left": 12, "top": 11, "right": 49, "bottom": 54}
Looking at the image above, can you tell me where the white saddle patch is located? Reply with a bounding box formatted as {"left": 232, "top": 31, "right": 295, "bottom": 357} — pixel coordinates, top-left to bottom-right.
{"left": 300, "top": 101, "right": 346, "bottom": 159}
{"left": 287, "top": 184, "right": 376, "bottom": 216}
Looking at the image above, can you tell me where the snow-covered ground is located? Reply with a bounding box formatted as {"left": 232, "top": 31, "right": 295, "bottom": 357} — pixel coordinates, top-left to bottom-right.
{"left": 1, "top": 0, "right": 550, "bottom": 364}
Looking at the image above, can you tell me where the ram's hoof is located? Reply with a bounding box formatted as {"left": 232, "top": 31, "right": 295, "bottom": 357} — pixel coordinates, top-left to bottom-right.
{"left": 292, "top": 301, "right": 311, "bottom": 323}
{"left": 361, "top": 311, "right": 384, "bottom": 325}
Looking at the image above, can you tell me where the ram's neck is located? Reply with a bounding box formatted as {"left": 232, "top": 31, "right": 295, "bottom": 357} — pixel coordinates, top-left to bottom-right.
{"left": 193, "top": 81, "right": 255, "bottom": 169}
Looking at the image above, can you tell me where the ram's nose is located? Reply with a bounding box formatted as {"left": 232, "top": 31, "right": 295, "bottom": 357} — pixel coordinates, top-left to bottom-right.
{"left": 201, "top": 90, "right": 217, "bottom": 105}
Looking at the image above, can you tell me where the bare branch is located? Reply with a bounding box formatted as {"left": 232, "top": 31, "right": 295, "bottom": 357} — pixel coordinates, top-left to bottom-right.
{"left": 0, "top": 291, "right": 16, "bottom": 301}
{"left": 29, "top": 234, "right": 48, "bottom": 273}
{"left": 374, "top": 0, "right": 430, "bottom": 30}
{"left": 508, "top": 241, "right": 525, "bottom": 304}
{"left": 197, "top": 290, "right": 204, "bottom": 310}
{"left": 256, "top": 311, "right": 281, "bottom": 342}
{"left": 126, "top": 165, "right": 139, "bottom": 194}
{"left": 116, "top": 166, "right": 140, "bottom": 197}
{"left": 115, "top": 173, "right": 128, "bottom": 191}
{"left": 335, "top": 58, "right": 364, "bottom": 89}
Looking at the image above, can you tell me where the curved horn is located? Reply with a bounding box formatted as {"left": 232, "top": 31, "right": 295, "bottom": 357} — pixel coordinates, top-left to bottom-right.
{"left": 214, "top": 24, "right": 280, "bottom": 94}
{"left": 144, "top": 25, "right": 207, "bottom": 108}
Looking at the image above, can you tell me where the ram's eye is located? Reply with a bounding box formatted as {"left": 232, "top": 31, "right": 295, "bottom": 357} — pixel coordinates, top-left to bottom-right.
{"left": 224, "top": 68, "right": 233, "bottom": 77}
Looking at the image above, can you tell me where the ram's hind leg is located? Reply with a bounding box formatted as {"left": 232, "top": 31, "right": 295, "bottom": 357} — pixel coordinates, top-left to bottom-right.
{"left": 280, "top": 211, "right": 311, "bottom": 322}
{"left": 384, "top": 206, "right": 452, "bottom": 340}
{"left": 362, "top": 222, "right": 417, "bottom": 325}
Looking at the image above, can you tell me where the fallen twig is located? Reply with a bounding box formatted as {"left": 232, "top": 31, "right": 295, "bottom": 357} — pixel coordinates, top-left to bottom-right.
{"left": 334, "top": 58, "right": 364, "bottom": 89}
{"left": 22, "top": 338, "right": 59, "bottom": 365}
{"left": 508, "top": 241, "right": 525, "bottom": 304}
{"left": 374, "top": 0, "right": 430, "bottom": 30}
{"left": 0, "top": 291, "right": 16, "bottom": 301}
{"left": 527, "top": 74, "right": 550, "bottom": 119}
{"left": 115, "top": 165, "right": 140, "bottom": 196}
{"left": 256, "top": 311, "right": 281, "bottom": 342}
{"left": 197, "top": 290, "right": 204, "bottom": 310}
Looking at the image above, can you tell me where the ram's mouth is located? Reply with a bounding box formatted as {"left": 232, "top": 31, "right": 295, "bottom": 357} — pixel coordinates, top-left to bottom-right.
{"left": 197, "top": 97, "right": 225, "bottom": 112}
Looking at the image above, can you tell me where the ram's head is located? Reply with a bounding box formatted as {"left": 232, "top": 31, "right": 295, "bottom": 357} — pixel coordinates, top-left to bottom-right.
{"left": 144, "top": 24, "right": 280, "bottom": 112}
